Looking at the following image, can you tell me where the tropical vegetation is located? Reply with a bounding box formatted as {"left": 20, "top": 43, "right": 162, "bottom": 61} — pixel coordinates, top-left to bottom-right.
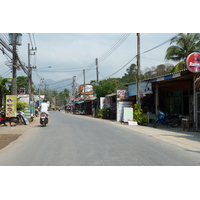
{"left": 165, "top": 33, "right": 200, "bottom": 72}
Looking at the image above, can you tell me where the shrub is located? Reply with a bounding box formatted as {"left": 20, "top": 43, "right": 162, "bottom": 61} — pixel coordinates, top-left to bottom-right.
{"left": 133, "top": 104, "right": 148, "bottom": 126}
{"left": 17, "top": 102, "right": 27, "bottom": 112}
{"left": 97, "top": 109, "right": 105, "bottom": 118}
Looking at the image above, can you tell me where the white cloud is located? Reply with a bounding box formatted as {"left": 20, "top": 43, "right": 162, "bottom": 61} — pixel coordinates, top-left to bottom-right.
{"left": 1, "top": 33, "right": 179, "bottom": 87}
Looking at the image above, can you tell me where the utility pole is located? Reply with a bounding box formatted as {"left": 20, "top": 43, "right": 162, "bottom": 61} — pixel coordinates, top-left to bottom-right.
{"left": 83, "top": 69, "right": 86, "bottom": 99}
{"left": 12, "top": 33, "right": 17, "bottom": 95}
{"left": 44, "top": 83, "right": 49, "bottom": 97}
{"left": 28, "top": 43, "right": 36, "bottom": 103}
{"left": 95, "top": 58, "right": 99, "bottom": 83}
{"left": 9, "top": 33, "right": 22, "bottom": 95}
{"left": 72, "top": 76, "right": 76, "bottom": 97}
{"left": 137, "top": 33, "right": 141, "bottom": 107}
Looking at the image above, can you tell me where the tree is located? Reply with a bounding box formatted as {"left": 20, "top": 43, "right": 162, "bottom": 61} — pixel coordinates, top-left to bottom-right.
{"left": 57, "top": 88, "right": 70, "bottom": 106}
{"left": 17, "top": 76, "right": 29, "bottom": 93}
{"left": 165, "top": 33, "right": 200, "bottom": 72}
{"left": 121, "top": 64, "right": 137, "bottom": 83}
{"left": 0, "top": 77, "right": 12, "bottom": 106}
{"left": 93, "top": 78, "right": 124, "bottom": 98}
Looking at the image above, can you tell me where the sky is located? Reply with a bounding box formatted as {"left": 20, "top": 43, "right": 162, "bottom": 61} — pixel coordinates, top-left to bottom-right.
{"left": 0, "top": 33, "right": 179, "bottom": 92}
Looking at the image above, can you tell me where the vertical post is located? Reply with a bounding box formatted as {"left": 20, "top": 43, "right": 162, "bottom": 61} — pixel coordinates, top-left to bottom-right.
{"left": 83, "top": 69, "right": 86, "bottom": 99}
{"left": 28, "top": 43, "right": 32, "bottom": 103}
{"left": 12, "top": 33, "right": 17, "bottom": 95}
{"left": 155, "top": 83, "right": 159, "bottom": 115}
{"left": 72, "top": 76, "right": 76, "bottom": 97}
{"left": 96, "top": 58, "right": 99, "bottom": 83}
{"left": 193, "top": 75, "right": 196, "bottom": 130}
{"left": 136, "top": 33, "right": 141, "bottom": 107}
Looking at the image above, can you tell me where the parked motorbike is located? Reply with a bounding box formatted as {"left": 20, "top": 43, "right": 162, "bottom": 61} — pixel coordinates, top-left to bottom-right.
{"left": 35, "top": 108, "right": 39, "bottom": 117}
{"left": 16, "top": 110, "right": 26, "bottom": 125}
{"left": 40, "top": 112, "right": 48, "bottom": 126}
{"left": 153, "top": 111, "right": 179, "bottom": 128}
{"left": 0, "top": 109, "right": 20, "bottom": 126}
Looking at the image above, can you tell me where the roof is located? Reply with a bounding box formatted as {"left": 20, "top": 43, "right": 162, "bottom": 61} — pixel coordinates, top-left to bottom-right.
{"left": 125, "top": 69, "right": 190, "bottom": 86}
{"left": 105, "top": 93, "right": 116, "bottom": 97}
{"left": 84, "top": 97, "right": 97, "bottom": 101}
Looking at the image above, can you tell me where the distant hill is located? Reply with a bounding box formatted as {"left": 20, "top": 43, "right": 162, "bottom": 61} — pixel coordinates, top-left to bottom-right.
{"left": 42, "top": 79, "right": 80, "bottom": 93}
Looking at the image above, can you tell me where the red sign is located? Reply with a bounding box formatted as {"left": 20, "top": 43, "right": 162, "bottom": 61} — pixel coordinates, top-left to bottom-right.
{"left": 186, "top": 52, "right": 200, "bottom": 72}
{"left": 78, "top": 84, "right": 94, "bottom": 95}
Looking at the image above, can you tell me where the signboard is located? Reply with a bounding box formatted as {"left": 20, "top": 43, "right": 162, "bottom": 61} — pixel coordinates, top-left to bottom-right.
{"left": 128, "top": 81, "right": 152, "bottom": 97}
{"left": 24, "top": 106, "right": 31, "bottom": 123}
{"left": 186, "top": 52, "right": 200, "bottom": 72}
{"left": 117, "top": 101, "right": 132, "bottom": 122}
{"left": 78, "top": 84, "right": 94, "bottom": 95}
{"left": 17, "top": 94, "right": 29, "bottom": 104}
{"left": 123, "top": 107, "right": 133, "bottom": 122}
{"left": 117, "top": 90, "right": 130, "bottom": 100}
{"left": 100, "top": 97, "right": 110, "bottom": 109}
{"left": 6, "top": 95, "right": 17, "bottom": 117}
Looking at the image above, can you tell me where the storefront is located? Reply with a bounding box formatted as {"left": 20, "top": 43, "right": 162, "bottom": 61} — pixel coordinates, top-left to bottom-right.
{"left": 126, "top": 69, "right": 200, "bottom": 130}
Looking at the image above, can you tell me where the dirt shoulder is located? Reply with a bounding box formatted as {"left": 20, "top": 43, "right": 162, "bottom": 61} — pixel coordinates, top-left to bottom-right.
{"left": 0, "top": 117, "right": 40, "bottom": 150}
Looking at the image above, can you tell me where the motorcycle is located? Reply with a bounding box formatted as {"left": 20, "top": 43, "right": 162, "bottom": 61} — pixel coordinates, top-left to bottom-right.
{"left": 0, "top": 109, "right": 20, "bottom": 126}
{"left": 40, "top": 112, "right": 48, "bottom": 126}
{"left": 16, "top": 110, "right": 26, "bottom": 125}
{"left": 153, "top": 111, "right": 179, "bottom": 128}
{"left": 35, "top": 108, "right": 39, "bottom": 117}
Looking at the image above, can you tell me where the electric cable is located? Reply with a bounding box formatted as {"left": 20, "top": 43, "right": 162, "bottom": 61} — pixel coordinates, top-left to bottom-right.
{"left": 98, "top": 33, "right": 131, "bottom": 63}
{"left": 102, "top": 33, "right": 180, "bottom": 80}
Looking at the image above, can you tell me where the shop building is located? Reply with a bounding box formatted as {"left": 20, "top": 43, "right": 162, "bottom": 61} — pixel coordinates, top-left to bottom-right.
{"left": 126, "top": 69, "right": 200, "bottom": 131}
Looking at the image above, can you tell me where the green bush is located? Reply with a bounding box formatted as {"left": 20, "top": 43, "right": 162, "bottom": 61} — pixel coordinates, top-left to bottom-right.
{"left": 97, "top": 109, "right": 106, "bottom": 118}
{"left": 17, "top": 102, "right": 27, "bottom": 112}
{"left": 133, "top": 104, "right": 148, "bottom": 126}
{"left": 97, "top": 108, "right": 112, "bottom": 118}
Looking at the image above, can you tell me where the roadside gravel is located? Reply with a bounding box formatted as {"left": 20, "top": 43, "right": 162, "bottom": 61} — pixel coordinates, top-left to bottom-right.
{"left": 0, "top": 117, "right": 40, "bottom": 150}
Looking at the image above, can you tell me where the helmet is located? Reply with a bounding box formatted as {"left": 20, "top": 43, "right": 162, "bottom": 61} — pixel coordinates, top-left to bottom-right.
{"left": 43, "top": 99, "right": 47, "bottom": 102}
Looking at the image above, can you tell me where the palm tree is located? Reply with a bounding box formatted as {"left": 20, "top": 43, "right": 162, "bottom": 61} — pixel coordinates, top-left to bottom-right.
{"left": 165, "top": 33, "right": 200, "bottom": 72}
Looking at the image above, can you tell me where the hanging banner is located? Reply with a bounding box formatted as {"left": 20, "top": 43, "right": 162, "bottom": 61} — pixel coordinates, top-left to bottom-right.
{"left": 6, "top": 95, "right": 17, "bottom": 117}
{"left": 186, "top": 52, "right": 200, "bottom": 72}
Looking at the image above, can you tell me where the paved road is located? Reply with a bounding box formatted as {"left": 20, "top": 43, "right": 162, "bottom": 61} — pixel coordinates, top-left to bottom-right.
{"left": 0, "top": 111, "right": 200, "bottom": 166}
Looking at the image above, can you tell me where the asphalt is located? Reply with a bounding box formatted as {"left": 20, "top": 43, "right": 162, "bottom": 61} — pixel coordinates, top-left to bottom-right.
{"left": 115, "top": 121, "right": 200, "bottom": 152}
{"left": 2, "top": 112, "right": 200, "bottom": 153}
{"left": 90, "top": 116, "right": 200, "bottom": 152}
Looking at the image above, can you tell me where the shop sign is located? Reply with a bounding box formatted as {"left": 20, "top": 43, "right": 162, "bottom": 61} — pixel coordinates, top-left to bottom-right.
{"left": 186, "top": 52, "right": 200, "bottom": 72}
{"left": 6, "top": 95, "right": 17, "bottom": 117}
{"left": 79, "top": 84, "right": 94, "bottom": 95}
{"left": 128, "top": 81, "right": 152, "bottom": 97}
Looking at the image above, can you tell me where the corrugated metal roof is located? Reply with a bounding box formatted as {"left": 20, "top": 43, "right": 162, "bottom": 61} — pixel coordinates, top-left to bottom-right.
{"left": 125, "top": 69, "right": 189, "bottom": 86}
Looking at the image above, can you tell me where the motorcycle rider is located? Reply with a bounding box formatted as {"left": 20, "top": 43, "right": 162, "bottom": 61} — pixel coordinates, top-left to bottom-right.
{"left": 39, "top": 99, "right": 49, "bottom": 115}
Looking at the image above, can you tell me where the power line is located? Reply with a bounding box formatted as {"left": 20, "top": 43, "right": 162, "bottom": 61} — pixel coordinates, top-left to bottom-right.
{"left": 103, "top": 56, "right": 137, "bottom": 79}
{"left": 98, "top": 33, "right": 131, "bottom": 63}
{"left": 48, "top": 78, "right": 72, "bottom": 85}
{"left": 140, "top": 33, "right": 180, "bottom": 55}
{"left": 102, "top": 33, "right": 180, "bottom": 80}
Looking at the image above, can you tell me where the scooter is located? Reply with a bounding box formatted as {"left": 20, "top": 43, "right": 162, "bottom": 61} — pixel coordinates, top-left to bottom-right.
{"left": 153, "top": 110, "right": 179, "bottom": 128}
{"left": 35, "top": 108, "right": 39, "bottom": 117}
{"left": 0, "top": 109, "right": 19, "bottom": 126}
{"left": 0, "top": 110, "right": 9, "bottom": 126}
{"left": 40, "top": 112, "right": 48, "bottom": 126}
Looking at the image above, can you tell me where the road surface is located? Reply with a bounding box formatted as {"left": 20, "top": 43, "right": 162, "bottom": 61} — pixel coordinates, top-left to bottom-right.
{"left": 0, "top": 111, "right": 200, "bottom": 166}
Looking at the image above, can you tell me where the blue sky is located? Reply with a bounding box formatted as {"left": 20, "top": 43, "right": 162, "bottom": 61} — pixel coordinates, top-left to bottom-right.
{"left": 0, "top": 0, "right": 195, "bottom": 92}
{"left": 1, "top": 33, "right": 179, "bottom": 90}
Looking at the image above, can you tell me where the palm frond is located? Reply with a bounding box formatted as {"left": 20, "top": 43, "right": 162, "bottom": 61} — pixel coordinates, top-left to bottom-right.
{"left": 171, "top": 60, "right": 186, "bottom": 72}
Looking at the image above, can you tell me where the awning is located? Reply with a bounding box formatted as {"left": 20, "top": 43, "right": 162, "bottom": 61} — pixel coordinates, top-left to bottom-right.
{"left": 105, "top": 93, "right": 116, "bottom": 97}
{"left": 84, "top": 97, "right": 97, "bottom": 101}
